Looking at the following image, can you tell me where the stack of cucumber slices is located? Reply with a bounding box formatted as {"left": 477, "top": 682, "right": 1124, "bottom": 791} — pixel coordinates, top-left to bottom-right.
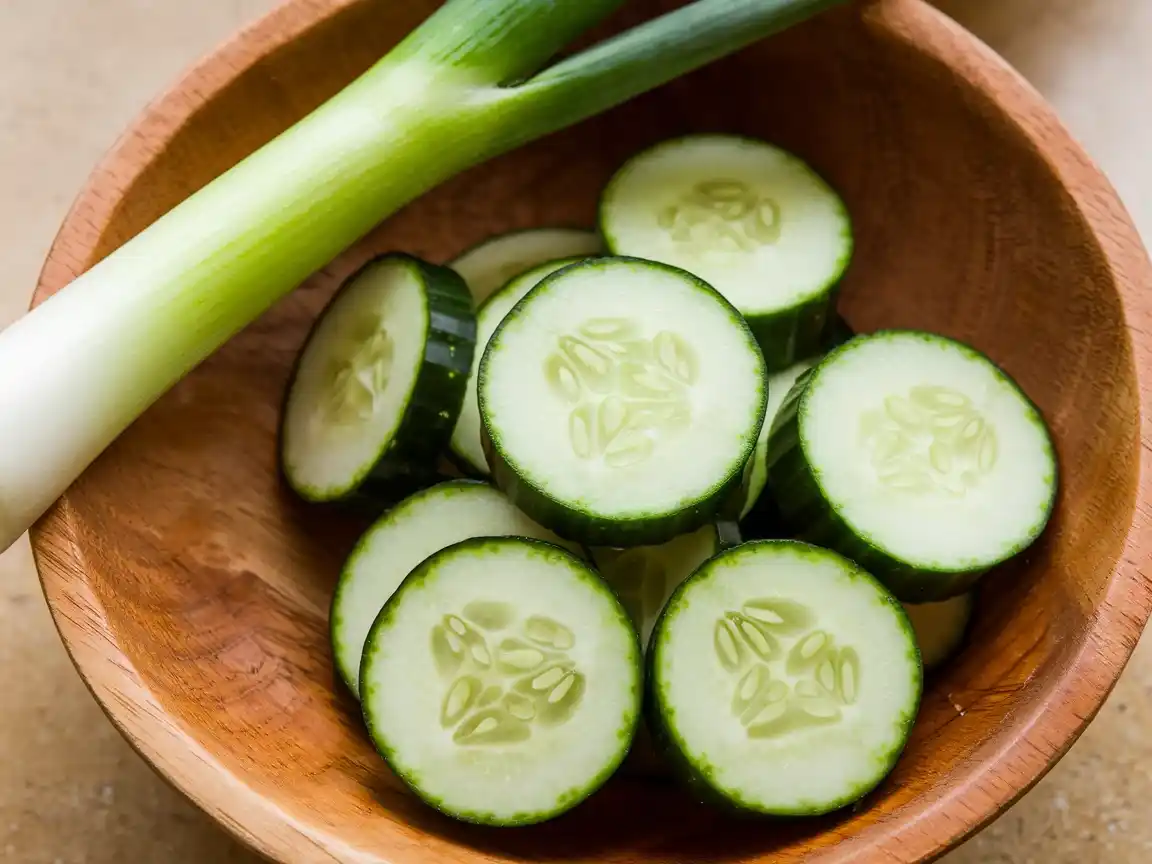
{"left": 278, "top": 134, "right": 1058, "bottom": 826}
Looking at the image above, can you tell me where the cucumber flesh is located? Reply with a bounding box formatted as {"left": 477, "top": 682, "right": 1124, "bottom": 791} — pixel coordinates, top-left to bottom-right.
{"left": 599, "top": 135, "right": 851, "bottom": 371}
{"left": 449, "top": 227, "right": 602, "bottom": 304}
{"left": 280, "top": 253, "right": 474, "bottom": 503}
{"left": 450, "top": 258, "right": 585, "bottom": 477}
{"left": 649, "top": 540, "right": 921, "bottom": 815}
{"left": 902, "top": 594, "right": 973, "bottom": 671}
{"left": 330, "top": 480, "right": 579, "bottom": 698}
{"left": 768, "top": 330, "right": 1057, "bottom": 602}
{"left": 593, "top": 524, "right": 720, "bottom": 651}
{"left": 480, "top": 256, "right": 767, "bottom": 547}
{"left": 360, "top": 537, "right": 641, "bottom": 826}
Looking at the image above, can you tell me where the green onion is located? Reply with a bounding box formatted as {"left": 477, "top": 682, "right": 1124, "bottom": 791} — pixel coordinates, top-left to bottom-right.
{"left": 0, "top": 0, "right": 843, "bottom": 551}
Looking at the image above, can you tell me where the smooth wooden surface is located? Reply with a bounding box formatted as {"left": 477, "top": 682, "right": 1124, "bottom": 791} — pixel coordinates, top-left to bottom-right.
{"left": 24, "top": 0, "right": 1152, "bottom": 861}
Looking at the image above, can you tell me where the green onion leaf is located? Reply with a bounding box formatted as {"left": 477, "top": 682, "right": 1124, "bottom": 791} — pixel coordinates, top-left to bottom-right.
{"left": 0, "top": 0, "right": 844, "bottom": 551}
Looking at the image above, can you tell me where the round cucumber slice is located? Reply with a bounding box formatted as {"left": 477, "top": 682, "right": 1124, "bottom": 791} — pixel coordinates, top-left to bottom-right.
{"left": 767, "top": 330, "right": 1058, "bottom": 602}
{"left": 592, "top": 524, "right": 721, "bottom": 651}
{"left": 648, "top": 540, "right": 922, "bottom": 816}
{"left": 902, "top": 593, "right": 974, "bottom": 671}
{"left": 599, "top": 134, "right": 852, "bottom": 371}
{"left": 450, "top": 257, "right": 586, "bottom": 477}
{"left": 330, "top": 480, "right": 579, "bottom": 699}
{"left": 360, "top": 537, "right": 642, "bottom": 826}
{"left": 479, "top": 256, "right": 767, "bottom": 547}
{"left": 280, "top": 253, "right": 474, "bottom": 504}
{"left": 449, "top": 227, "right": 602, "bottom": 304}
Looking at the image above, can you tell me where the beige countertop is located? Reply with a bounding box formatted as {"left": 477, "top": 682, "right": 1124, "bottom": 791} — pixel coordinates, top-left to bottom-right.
{"left": 1, "top": 0, "right": 1150, "bottom": 861}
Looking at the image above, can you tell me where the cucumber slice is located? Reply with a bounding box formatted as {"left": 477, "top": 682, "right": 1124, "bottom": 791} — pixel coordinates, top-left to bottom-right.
{"left": 594, "top": 524, "right": 734, "bottom": 780}
{"left": 902, "top": 594, "right": 974, "bottom": 671}
{"left": 360, "top": 536, "right": 642, "bottom": 826}
{"left": 648, "top": 540, "right": 921, "bottom": 815}
{"left": 593, "top": 524, "right": 721, "bottom": 651}
{"left": 767, "top": 330, "right": 1058, "bottom": 602}
{"left": 741, "top": 358, "right": 819, "bottom": 521}
{"left": 331, "top": 480, "right": 578, "bottom": 698}
{"left": 450, "top": 257, "right": 586, "bottom": 477}
{"left": 280, "top": 253, "right": 475, "bottom": 503}
{"left": 479, "top": 256, "right": 767, "bottom": 547}
{"left": 599, "top": 135, "right": 852, "bottom": 371}
{"left": 449, "top": 227, "right": 602, "bottom": 304}
{"left": 740, "top": 316, "right": 854, "bottom": 533}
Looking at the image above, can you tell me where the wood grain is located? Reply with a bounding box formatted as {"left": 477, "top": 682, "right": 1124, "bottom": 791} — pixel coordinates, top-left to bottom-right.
{"left": 24, "top": 0, "right": 1152, "bottom": 861}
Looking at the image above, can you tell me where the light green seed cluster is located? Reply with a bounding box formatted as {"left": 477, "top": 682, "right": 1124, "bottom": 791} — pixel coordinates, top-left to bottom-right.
{"left": 432, "top": 601, "right": 585, "bottom": 746}
{"left": 327, "top": 315, "right": 395, "bottom": 423}
{"left": 657, "top": 178, "right": 782, "bottom": 253}
{"left": 713, "top": 598, "right": 860, "bottom": 740}
{"left": 543, "top": 317, "right": 698, "bottom": 468}
{"left": 859, "top": 384, "right": 998, "bottom": 496}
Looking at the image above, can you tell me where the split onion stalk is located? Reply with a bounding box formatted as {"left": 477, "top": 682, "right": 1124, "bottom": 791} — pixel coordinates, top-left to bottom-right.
{"left": 0, "top": 0, "right": 843, "bottom": 552}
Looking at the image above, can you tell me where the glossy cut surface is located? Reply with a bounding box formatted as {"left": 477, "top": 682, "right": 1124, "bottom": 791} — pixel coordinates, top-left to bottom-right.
{"left": 27, "top": 0, "right": 1152, "bottom": 862}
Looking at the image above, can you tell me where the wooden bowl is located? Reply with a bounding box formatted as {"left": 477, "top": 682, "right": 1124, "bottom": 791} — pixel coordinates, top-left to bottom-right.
{"left": 28, "top": 0, "right": 1152, "bottom": 861}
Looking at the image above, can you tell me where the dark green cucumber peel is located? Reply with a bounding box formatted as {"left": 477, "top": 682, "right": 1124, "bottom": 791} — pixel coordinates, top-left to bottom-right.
{"left": 598, "top": 134, "right": 854, "bottom": 374}
{"left": 645, "top": 540, "right": 923, "bottom": 816}
{"left": 359, "top": 536, "right": 644, "bottom": 827}
{"left": 339, "top": 463, "right": 447, "bottom": 515}
{"left": 718, "top": 261, "right": 853, "bottom": 373}
{"left": 764, "top": 332, "right": 1058, "bottom": 603}
{"left": 762, "top": 362, "right": 978, "bottom": 602}
{"left": 642, "top": 673, "right": 747, "bottom": 811}
{"left": 737, "top": 313, "right": 856, "bottom": 539}
{"left": 374, "top": 261, "right": 476, "bottom": 470}
{"left": 740, "top": 155, "right": 854, "bottom": 374}
{"left": 739, "top": 366, "right": 813, "bottom": 542}
{"left": 745, "top": 290, "right": 839, "bottom": 374}
{"left": 481, "top": 427, "right": 747, "bottom": 547}
{"left": 278, "top": 252, "right": 476, "bottom": 508}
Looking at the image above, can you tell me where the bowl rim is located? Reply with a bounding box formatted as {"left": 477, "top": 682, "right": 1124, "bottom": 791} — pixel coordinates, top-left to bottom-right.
{"left": 27, "top": 0, "right": 1152, "bottom": 861}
